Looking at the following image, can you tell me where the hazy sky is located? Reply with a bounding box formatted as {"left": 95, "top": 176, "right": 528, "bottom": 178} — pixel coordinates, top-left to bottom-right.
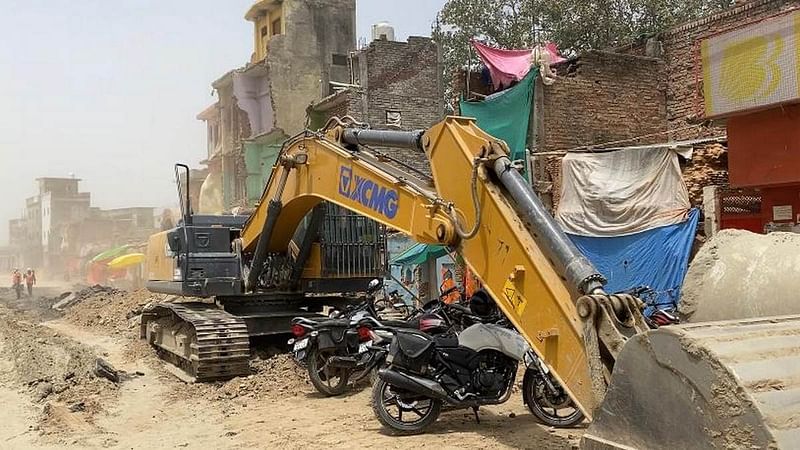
{"left": 0, "top": 0, "right": 447, "bottom": 245}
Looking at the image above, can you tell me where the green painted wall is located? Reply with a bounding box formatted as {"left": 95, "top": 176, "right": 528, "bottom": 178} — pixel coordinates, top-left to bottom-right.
{"left": 244, "top": 139, "right": 283, "bottom": 206}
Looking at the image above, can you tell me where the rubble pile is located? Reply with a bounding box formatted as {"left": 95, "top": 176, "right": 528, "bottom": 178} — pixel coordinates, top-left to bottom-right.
{"left": 61, "top": 288, "right": 163, "bottom": 335}
{"left": 4, "top": 318, "right": 98, "bottom": 399}
{"left": 194, "top": 354, "right": 311, "bottom": 402}
{"left": 50, "top": 285, "right": 124, "bottom": 311}
{"left": 681, "top": 142, "right": 728, "bottom": 207}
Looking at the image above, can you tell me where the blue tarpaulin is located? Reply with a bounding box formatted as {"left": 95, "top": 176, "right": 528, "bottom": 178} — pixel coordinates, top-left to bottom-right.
{"left": 568, "top": 209, "right": 700, "bottom": 313}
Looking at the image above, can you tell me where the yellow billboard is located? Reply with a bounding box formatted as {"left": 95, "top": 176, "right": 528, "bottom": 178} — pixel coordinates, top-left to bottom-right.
{"left": 702, "top": 11, "right": 800, "bottom": 118}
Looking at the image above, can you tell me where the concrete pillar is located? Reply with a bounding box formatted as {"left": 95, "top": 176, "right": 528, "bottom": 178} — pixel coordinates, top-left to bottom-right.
{"left": 703, "top": 185, "right": 721, "bottom": 237}
{"left": 415, "top": 258, "right": 439, "bottom": 302}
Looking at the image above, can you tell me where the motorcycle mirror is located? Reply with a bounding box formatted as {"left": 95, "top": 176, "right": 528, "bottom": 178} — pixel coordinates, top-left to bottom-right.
{"left": 366, "top": 278, "right": 383, "bottom": 294}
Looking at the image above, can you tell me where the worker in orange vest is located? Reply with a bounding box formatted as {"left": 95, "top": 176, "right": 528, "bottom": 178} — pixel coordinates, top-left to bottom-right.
{"left": 23, "top": 268, "right": 36, "bottom": 297}
{"left": 11, "top": 269, "right": 23, "bottom": 299}
{"left": 439, "top": 268, "right": 461, "bottom": 304}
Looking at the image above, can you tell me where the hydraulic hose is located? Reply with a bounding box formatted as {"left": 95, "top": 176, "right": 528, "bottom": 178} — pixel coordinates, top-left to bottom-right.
{"left": 449, "top": 159, "right": 483, "bottom": 240}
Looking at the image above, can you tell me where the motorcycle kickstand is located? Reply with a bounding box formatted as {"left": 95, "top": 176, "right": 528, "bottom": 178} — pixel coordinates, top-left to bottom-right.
{"left": 472, "top": 406, "right": 480, "bottom": 424}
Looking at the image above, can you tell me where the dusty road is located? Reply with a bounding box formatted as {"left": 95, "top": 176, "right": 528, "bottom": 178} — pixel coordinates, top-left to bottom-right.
{"left": 0, "top": 287, "right": 582, "bottom": 449}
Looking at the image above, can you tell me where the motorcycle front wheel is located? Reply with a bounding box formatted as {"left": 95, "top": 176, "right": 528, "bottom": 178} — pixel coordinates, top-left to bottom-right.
{"left": 371, "top": 377, "right": 442, "bottom": 435}
{"left": 307, "top": 346, "right": 350, "bottom": 396}
{"left": 522, "top": 368, "right": 584, "bottom": 427}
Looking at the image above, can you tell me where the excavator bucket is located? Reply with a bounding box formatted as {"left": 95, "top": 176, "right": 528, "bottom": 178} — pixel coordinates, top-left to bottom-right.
{"left": 582, "top": 315, "right": 800, "bottom": 449}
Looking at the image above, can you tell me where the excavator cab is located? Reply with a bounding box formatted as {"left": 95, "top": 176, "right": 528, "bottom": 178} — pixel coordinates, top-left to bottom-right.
{"left": 145, "top": 164, "right": 247, "bottom": 297}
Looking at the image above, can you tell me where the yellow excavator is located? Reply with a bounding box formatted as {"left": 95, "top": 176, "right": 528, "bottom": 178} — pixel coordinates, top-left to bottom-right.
{"left": 144, "top": 116, "right": 800, "bottom": 449}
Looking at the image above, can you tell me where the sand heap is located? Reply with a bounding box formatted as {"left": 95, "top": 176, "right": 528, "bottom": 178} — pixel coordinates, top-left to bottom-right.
{"left": 680, "top": 229, "right": 800, "bottom": 322}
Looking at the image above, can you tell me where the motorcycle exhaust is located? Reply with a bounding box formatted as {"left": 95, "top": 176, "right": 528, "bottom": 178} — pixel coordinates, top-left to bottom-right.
{"left": 327, "top": 356, "right": 359, "bottom": 369}
{"left": 378, "top": 369, "right": 450, "bottom": 401}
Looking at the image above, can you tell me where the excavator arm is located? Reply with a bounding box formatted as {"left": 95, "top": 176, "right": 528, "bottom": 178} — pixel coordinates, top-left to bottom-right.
{"left": 238, "top": 116, "right": 646, "bottom": 419}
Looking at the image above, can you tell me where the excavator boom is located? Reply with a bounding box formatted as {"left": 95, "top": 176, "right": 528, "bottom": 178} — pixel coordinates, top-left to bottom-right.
{"left": 239, "top": 117, "right": 621, "bottom": 416}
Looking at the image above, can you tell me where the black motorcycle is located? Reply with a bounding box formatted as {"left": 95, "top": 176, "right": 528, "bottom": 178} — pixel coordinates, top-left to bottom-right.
{"left": 288, "top": 279, "right": 384, "bottom": 395}
{"left": 371, "top": 295, "right": 584, "bottom": 434}
{"left": 288, "top": 291, "right": 380, "bottom": 370}
{"left": 292, "top": 282, "right": 464, "bottom": 396}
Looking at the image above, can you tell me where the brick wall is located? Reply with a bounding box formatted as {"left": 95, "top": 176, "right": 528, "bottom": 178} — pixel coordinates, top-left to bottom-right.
{"left": 310, "top": 37, "right": 443, "bottom": 176}
{"left": 538, "top": 51, "right": 668, "bottom": 152}
{"left": 361, "top": 37, "right": 442, "bottom": 131}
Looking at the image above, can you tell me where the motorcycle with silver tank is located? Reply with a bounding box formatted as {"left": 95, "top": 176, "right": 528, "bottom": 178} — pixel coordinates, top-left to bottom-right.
{"left": 372, "top": 319, "right": 583, "bottom": 434}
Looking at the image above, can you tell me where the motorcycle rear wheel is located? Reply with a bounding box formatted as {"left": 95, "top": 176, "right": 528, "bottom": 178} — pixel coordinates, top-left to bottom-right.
{"left": 307, "top": 347, "right": 350, "bottom": 396}
{"left": 522, "top": 368, "right": 584, "bottom": 427}
{"left": 371, "top": 377, "right": 442, "bottom": 435}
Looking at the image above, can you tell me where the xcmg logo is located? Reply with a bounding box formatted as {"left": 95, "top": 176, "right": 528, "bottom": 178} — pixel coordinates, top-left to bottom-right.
{"left": 338, "top": 165, "right": 399, "bottom": 219}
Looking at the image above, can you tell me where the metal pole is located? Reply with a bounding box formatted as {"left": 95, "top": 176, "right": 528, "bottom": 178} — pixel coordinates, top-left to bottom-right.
{"left": 342, "top": 129, "right": 424, "bottom": 150}
{"left": 466, "top": 43, "right": 471, "bottom": 98}
{"left": 492, "top": 157, "right": 606, "bottom": 295}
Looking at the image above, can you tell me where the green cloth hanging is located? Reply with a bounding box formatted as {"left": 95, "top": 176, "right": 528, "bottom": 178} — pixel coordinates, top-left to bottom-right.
{"left": 459, "top": 68, "right": 536, "bottom": 168}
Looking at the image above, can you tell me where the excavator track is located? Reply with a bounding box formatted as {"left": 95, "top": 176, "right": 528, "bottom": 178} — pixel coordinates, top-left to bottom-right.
{"left": 140, "top": 302, "right": 251, "bottom": 382}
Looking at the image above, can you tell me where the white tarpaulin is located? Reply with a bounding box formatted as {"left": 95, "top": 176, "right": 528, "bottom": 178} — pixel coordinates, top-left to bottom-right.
{"left": 556, "top": 147, "right": 691, "bottom": 237}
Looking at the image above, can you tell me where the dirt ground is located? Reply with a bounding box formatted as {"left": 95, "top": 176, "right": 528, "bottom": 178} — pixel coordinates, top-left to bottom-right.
{"left": 0, "top": 286, "right": 582, "bottom": 449}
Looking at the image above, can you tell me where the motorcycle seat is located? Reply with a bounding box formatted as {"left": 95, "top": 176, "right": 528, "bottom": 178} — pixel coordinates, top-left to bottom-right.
{"left": 433, "top": 335, "right": 459, "bottom": 348}
{"left": 315, "top": 319, "right": 351, "bottom": 328}
{"left": 380, "top": 319, "right": 419, "bottom": 329}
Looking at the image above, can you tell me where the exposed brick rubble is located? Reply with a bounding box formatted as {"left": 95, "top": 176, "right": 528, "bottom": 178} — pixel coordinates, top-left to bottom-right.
{"left": 682, "top": 142, "right": 729, "bottom": 207}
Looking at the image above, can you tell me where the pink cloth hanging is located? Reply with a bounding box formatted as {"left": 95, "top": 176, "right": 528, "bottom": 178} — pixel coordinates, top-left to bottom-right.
{"left": 471, "top": 40, "right": 566, "bottom": 89}
{"left": 544, "top": 42, "right": 566, "bottom": 64}
{"left": 471, "top": 40, "right": 533, "bottom": 90}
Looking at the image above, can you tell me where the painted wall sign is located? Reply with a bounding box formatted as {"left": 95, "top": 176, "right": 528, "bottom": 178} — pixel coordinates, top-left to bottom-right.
{"left": 702, "top": 11, "right": 800, "bottom": 118}
{"left": 773, "top": 205, "right": 793, "bottom": 221}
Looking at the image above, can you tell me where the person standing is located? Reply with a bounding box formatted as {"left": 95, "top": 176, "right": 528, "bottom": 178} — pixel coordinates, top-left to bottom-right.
{"left": 11, "top": 269, "right": 22, "bottom": 300}
{"left": 23, "top": 268, "right": 36, "bottom": 297}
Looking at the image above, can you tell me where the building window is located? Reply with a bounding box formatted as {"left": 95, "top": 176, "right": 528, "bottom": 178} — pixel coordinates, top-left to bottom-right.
{"left": 271, "top": 17, "right": 281, "bottom": 36}
{"left": 386, "top": 110, "right": 402, "bottom": 128}
{"left": 332, "top": 53, "right": 348, "bottom": 67}
{"left": 260, "top": 26, "right": 268, "bottom": 37}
